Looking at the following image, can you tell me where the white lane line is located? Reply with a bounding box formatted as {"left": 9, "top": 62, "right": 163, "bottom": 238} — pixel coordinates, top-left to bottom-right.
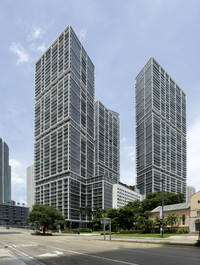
{"left": 3, "top": 243, "right": 45, "bottom": 265}
{"left": 49, "top": 245, "right": 139, "bottom": 265}
{"left": 38, "top": 250, "right": 63, "bottom": 257}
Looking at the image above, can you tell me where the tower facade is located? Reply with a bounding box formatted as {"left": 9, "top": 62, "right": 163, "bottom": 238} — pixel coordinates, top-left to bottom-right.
{"left": 95, "top": 100, "right": 120, "bottom": 183}
{"left": 86, "top": 100, "right": 120, "bottom": 210}
{"left": 0, "top": 138, "right": 10, "bottom": 204}
{"left": 135, "top": 58, "right": 186, "bottom": 197}
{"left": 34, "top": 25, "right": 95, "bottom": 224}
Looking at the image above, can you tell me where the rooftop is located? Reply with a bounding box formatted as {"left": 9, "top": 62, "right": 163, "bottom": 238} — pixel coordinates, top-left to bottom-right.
{"left": 152, "top": 202, "right": 190, "bottom": 213}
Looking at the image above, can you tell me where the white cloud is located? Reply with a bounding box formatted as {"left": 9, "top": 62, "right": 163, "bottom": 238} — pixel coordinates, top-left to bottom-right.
{"left": 120, "top": 137, "right": 128, "bottom": 143}
{"left": 187, "top": 118, "right": 200, "bottom": 191}
{"left": 79, "top": 28, "right": 87, "bottom": 41}
{"left": 9, "top": 43, "right": 31, "bottom": 64}
{"left": 120, "top": 144, "right": 136, "bottom": 185}
{"left": 36, "top": 44, "right": 46, "bottom": 52}
{"left": 29, "top": 43, "right": 47, "bottom": 53}
{"left": 10, "top": 159, "right": 26, "bottom": 203}
{"left": 27, "top": 26, "right": 44, "bottom": 41}
{"left": 124, "top": 146, "right": 135, "bottom": 162}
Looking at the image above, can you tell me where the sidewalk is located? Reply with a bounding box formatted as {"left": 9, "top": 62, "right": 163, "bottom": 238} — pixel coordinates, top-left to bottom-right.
{"left": 72, "top": 233, "right": 199, "bottom": 245}
{"left": 0, "top": 246, "right": 26, "bottom": 265}
{"left": 109, "top": 234, "right": 199, "bottom": 245}
{"left": 49, "top": 230, "right": 200, "bottom": 246}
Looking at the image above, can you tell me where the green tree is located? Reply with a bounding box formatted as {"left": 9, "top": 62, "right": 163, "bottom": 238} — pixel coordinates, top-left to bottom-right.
{"left": 75, "top": 206, "right": 85, "bottom": 229}
{"left": 93, "top": 207, "right": 105, "bottom": 218}
{"left": 27, "top": 204, "right": 65, "bottom": 234}
{"left": 166, "top": 214, "right": 179, "bottom": 232}
{"left": 92, "top": 207, "right": 106, "bottom": 231}
{"left": 84, "top": 205, "right": 93, "bottom": 228}
{"left": 85, "top": 205, "right": 93, "bottom": 221}
{"left": 118, "top": 207, "right": 136, "bottom": 230}
{"left": 142, "top": 192, "right": 184, "bottom": 212}
{"left": 153, "top": 216, "right": 167, "bottom": 232}
{"left": 106, "top": 208, "right": 120, "bottom": 231}
{"left": 126, "top": 200, "right": 143, "bottom": 216}
{"left": 135, "top": 215, "right": 154, "bottom": 233}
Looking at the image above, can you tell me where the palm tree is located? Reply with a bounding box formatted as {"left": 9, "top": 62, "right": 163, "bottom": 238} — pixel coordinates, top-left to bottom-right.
{"left": 93, "top": 207, "right": 104, "bottom": 218}
{"left": 85, "top": 205, "right": 93, "bottom": 228}
{"left": 166, "top": 214, "right": 179, "bottom": 232}
{"left": 75, "top": 206, "right": 85, "bottom": 229}
{"left": 85, "top": 205, "right": 93, "bottom": 220}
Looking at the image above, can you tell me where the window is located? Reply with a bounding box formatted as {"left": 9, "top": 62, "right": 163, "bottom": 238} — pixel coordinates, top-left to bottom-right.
{"left": 198, "top": 200, "right": 200, "bottom": 204}
{"left": 197, "top": 212, "right": 200, "bottom": 217}
{"left": 182, "top": 214, "right": 185, "bottom": 225}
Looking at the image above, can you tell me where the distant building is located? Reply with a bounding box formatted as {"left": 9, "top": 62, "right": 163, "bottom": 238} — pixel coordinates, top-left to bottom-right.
{"left": 135, "top": 58, "right": 187, "bottom": 198}
{"left": 0, "top": 138, "right": 11, "bottom": 204}
{"left": 8, "top": 165, "right": 11, "bottom": 202}
{"left": 0, "top": 204, "right": 29, "bottom": 226}
{"left": 93, "top": 100, "right": 120, "bottom": 210}
{"left": 187, "top": 186, "right": 195, "bottom": 202}
{"left": 112, "top": 183, "right": 142, "bottom": 209}
{"left": 151, "top": 190, "right": 200, "bottom": 232}
{"left": 27, "top": 165, "right": 34, "bottom": 208}
{"left": 95, "top": 100, "right": 120, "bottom": 183}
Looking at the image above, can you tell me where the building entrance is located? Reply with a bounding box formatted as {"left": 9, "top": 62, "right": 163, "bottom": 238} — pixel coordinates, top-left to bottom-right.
{"left": 195, "top": 221, "right": 200, "bottom": 231}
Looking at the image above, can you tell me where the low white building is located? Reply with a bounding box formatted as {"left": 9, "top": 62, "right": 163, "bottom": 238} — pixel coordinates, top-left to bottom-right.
{"left": 112, "top": 183, "right": 142, "bottom": 209}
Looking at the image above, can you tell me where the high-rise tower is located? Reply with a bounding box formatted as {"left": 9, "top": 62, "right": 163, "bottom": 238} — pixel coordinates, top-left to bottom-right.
{"left": 34, "top": 25, "right": 95, "bottom": 225}
{"left": 0, "top": 138, "right": 10, "bottom": 204}
{"left": 95, "top": 100, "right": 120, "bottom": 183}
{"left": 87, "top": 100, "right": 120, "bottom": 210}
{"left": 135, "top": 58, "right": 186, "bottom": 198}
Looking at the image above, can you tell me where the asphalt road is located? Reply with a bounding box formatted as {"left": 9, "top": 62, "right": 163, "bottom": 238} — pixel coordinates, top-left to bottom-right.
{"left": 0, "top": 229, "right": 200, "bottom": 265}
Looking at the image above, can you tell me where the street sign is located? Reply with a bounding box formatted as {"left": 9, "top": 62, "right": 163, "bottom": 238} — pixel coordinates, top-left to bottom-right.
{"left": 101, "top": 218, "right": 110, "bottom": 224}
{"left": 101, "top": 218, "right": 111, "bottom": 241}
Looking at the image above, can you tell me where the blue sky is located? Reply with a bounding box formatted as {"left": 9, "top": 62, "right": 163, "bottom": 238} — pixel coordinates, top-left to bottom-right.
{"left": 0, "top": 0, "right": 200, "bottom": 204}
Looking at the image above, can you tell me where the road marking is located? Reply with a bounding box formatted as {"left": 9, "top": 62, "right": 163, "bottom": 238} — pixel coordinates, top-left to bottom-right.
{"left": 38, "top": 250, "right": 63, "bottom": 257}
{"left": 2, "top": 243, "right": 45, "bottom": 265}
{"left": 49, "top": 245, "right": 139, "bottom": 265}
{"left": 14, "top": 243, "right": 39, "bottom": 247}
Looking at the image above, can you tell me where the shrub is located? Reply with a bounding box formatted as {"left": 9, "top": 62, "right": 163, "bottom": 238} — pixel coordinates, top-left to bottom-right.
{"left": 100, "top": 231, "right": 116, "bottom": 235}
{"left": 195, "top": 240, "right": 200, "bottom": 247}
{"left": 164, "top": 227, "right": 179, "bottom": 233}
{"left": 73, "top": 228, "right": 92, "bottom": 234}
{"left": 178, "top": 227, "right": 189, "bottom": 234}
{"left": 119, "top": 230, "right": 143, "bottom": 234}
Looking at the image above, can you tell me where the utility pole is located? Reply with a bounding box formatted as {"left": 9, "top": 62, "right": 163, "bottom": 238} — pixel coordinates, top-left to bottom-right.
{"left": 161, "top": 178, "right": 164, "bottom": 238}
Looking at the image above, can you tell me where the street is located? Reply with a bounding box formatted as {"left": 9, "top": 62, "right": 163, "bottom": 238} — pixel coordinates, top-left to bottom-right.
{"left": 0, "top": 228, "right": 200, "bottom": 265}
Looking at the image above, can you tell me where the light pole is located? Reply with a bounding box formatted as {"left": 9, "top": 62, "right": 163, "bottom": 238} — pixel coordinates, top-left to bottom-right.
{"left": 161, "top": 178, "right": 164, "bottom": 238}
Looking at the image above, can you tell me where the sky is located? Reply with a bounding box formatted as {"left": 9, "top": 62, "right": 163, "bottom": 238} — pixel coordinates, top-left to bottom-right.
{"left": 0, "top": 0, "right": 200, "bottom": 204}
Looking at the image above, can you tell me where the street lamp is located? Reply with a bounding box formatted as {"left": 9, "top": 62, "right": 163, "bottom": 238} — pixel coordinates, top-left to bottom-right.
{"left": 161, "top": 178, "right": 164, "bottom": 238}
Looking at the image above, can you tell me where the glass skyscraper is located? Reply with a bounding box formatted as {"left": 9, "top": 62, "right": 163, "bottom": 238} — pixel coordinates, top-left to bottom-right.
{"left": 0, "top": 138, "right": 10, "bottom": 204}
{"left": 87, "top": 100, "right": 120, "bottom": 210}
{"left": 34, "top": 25, "right": 95, "bottom": 226}
{"left": 135, "top": 58, "right": 186, "bottom": 198}
{"left": 95, "top": 100, "right": 120, "bottom": 183}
